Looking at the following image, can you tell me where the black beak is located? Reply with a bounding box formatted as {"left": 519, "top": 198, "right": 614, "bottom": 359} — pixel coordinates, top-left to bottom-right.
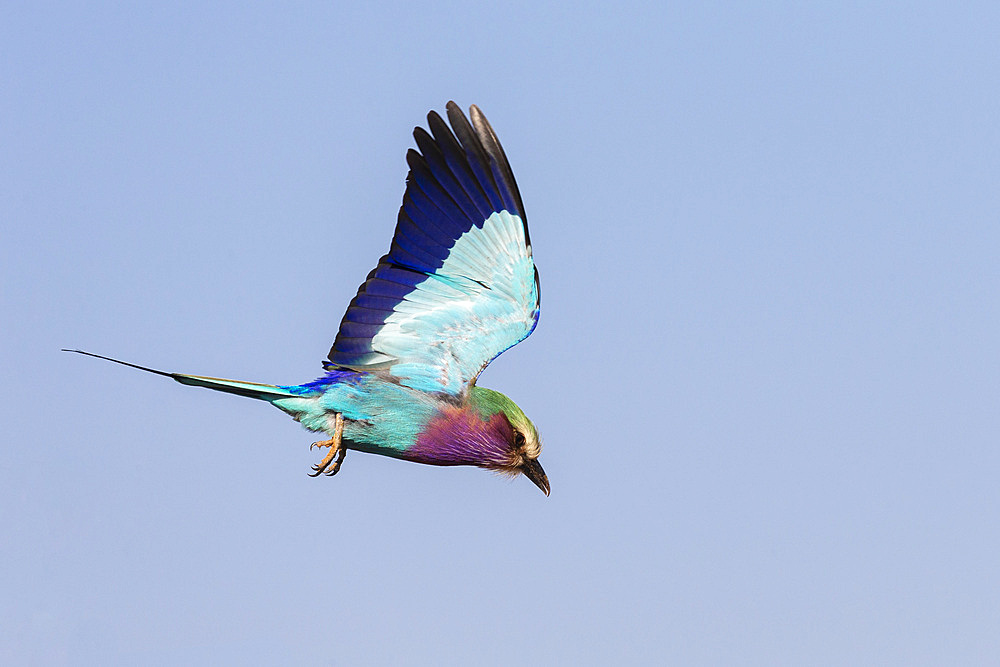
{"left": 520, "top": 458, "right": 550, "bottom": 496}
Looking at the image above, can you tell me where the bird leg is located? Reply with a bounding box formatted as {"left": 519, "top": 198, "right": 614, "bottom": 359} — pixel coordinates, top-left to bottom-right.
{"left": 309, "top": 412, "right": 346, "bottom": 477}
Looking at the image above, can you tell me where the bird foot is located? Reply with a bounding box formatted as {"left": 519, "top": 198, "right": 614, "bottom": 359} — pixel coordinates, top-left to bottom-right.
{"left": 309, "top": 412, "right": 346, "bottom": 477}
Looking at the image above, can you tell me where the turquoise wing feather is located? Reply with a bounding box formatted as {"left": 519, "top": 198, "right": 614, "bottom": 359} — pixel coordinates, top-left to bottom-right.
{"left": 326, "top": 102, "right": 539, "bottom": 395}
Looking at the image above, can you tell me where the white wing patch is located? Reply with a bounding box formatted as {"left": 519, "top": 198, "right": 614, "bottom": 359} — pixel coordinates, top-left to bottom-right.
{"left": 369, "top": 211, "right": 538, "bottom": 394}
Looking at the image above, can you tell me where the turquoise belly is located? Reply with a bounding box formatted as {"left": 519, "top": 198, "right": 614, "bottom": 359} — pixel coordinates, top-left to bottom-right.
{"left": 272, "top": 375, "right": 442, "bottom": 456}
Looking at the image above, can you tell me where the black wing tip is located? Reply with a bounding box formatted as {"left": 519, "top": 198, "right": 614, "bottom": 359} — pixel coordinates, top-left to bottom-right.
{"left": 450, "top": 102, "right": 526, "bottom": 211}
{"left": 466, "top": 103, "right": 529, "bottom": 242}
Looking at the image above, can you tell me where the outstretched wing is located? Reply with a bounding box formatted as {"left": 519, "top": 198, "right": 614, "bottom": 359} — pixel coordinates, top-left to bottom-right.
{"left": 326, "top": 102, "right": 539, "bottom": 396}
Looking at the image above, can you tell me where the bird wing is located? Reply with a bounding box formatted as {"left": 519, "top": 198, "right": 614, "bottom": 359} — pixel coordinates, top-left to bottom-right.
{"left": 326, "top": 102, "right": 539, "bottom": 396}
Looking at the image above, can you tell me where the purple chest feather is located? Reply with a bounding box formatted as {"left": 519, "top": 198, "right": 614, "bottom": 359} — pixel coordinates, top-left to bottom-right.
{"left": 406, "top": 405, "right": 514, "bottom": 468}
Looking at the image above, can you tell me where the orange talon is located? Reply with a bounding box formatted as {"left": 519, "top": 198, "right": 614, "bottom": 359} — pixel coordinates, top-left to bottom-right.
{"left": 308, "top": 412, "right": 346, "bottom": 477}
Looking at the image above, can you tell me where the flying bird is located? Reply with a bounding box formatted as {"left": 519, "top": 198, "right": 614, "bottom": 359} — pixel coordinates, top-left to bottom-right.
{"left": 67, "top": 101, "right": 548, "bottom": 495}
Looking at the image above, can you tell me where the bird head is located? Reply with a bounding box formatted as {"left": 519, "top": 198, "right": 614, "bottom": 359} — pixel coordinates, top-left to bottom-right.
{"left": 468, "top": 386, "right": 549, "bottom": 496}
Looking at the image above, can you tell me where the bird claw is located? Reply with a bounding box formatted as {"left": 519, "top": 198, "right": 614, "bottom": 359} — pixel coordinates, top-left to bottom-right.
{"left": 309, "top": 446, "right": 346, "bottom": 477}
{"left": 308, "top": 412, "right": 345, "bottom": 477}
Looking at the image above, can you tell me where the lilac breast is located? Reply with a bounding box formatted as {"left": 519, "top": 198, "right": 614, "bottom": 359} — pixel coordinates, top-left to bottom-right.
{"left": 406, "top": 405, "right": 514, "bottom": 468}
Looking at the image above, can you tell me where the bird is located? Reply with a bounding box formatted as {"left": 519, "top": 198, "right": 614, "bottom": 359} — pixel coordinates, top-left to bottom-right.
{"left": 66, "top": 101, "right": 549, "bottom": 495}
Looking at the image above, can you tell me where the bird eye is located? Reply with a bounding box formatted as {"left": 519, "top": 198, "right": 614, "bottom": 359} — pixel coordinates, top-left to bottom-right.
{"left": 514, "top": 430, "right": 526, "bottom": 448}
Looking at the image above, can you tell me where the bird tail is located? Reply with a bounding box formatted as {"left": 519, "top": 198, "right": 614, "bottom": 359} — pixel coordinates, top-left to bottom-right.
{"left": 62, "top": 349, "right": 300, "bottom": 401}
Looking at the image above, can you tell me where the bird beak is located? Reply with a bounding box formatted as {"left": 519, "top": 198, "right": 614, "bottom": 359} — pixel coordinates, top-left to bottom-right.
{"left": 521, "top": 458, "right": 550, "bottom": 496}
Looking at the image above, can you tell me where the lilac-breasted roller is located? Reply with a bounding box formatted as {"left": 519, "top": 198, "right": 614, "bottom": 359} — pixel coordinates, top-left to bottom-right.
{"left": 67, "top": 102, "right": 549, "bottom": 494}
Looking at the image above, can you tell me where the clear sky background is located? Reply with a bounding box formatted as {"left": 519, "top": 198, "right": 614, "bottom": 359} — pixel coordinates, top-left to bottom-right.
{"left": 3, "top": 2, "right": 999, "bottom": 664}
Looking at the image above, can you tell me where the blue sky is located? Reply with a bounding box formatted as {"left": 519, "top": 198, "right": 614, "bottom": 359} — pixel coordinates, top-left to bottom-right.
{"left": 3, "top": 2, "right": 999, "bottom": 664}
